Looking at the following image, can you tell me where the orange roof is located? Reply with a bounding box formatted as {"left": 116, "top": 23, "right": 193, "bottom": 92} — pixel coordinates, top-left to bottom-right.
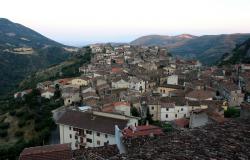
{"left": 19, "top": 143, "right": 72, "bottom": 160}
{"left": 122, "top": 125, "right": 164, "bottom": 138}
{"left": 57, "top": 78, "right": 72, "bottom": 85}
{"left": 113, "top": 101, "right": 130, "bottom": 107}
{"left": 174, "top": 118, "right": 189, "bottom": 128}
{"left": 111, "top": 67, "right": 122, "bottom": 73}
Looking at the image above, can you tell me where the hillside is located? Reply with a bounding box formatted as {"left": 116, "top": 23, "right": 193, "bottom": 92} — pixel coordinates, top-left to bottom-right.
{"left": 131, "top": 34, "right": 196, "bottom": 47}
{"left": 218, "top": 38, "right": 250, "bottom": 65}
{"left": 131, "top": 34, "right": 250, "bottom": 65}
{"left": 0, "top": 18, "right": 72, "bottom": 95}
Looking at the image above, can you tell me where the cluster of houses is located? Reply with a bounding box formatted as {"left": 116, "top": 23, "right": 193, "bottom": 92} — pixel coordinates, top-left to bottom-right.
{"left": 17, "top": 44, "right": 250, "bottom": 159}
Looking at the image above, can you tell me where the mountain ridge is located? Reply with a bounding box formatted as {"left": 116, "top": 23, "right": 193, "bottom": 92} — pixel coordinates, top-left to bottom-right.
{"left": 131, "top": 33, "right": 250, "bottom": 65}
{"left": 0, "top": 18, "right": 72, "bottom": 95}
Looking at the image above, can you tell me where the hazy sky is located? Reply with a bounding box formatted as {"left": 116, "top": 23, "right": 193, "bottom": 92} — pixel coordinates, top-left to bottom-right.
{"left": 1, "top": 0, "right": 250, "bottom": 46}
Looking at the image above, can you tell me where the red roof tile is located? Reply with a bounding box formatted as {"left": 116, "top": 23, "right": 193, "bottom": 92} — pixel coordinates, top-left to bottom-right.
{"left": 19, "top": 143, "right": 73, "bottom": 160}
{"left": 122, "top": 125, "right": 164, "bottom": 138}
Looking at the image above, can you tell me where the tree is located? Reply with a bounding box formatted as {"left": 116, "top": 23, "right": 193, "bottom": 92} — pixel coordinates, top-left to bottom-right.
{"left": 224, "top": 107, "right": 240, "bottom": 118}
{"left": 54, "top": 84, "right": 61, "bottom": 99}
{"left": 131, "top": 106, "right": 140, "bottom": 117}
{"left": 145, "top": 107, "right": 153, "bottom": 124}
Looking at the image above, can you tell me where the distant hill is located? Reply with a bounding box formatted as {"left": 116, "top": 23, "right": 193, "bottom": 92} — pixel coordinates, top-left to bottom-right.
{"left": 0, "top": 18, "right": 72, "bottom": 95}
{"left": 131, "top": 34, "right": 250, "bottom": 65}
{"left": 218, "top": 38, "right": 250, "bottom": 65}
{"left": 131, "top": 34, "right": 196, "bottom": 47}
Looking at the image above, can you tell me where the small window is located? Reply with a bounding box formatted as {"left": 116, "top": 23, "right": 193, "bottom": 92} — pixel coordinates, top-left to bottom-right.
{"left": 181, "top": 108, "right": 183, "bottom": 111}
{"left": 105, "top": 134, "right": 108, "bottom": 138}
{"left": 75, "top": 136, "right": 78, "bottom": 140}
{"left": 69, "top": 126, "right": 71, "bottom": 130}
{"left": 166, "top": 108, "right": 169, "bottom": 111}
{"left": 70, "top": 134, "right": 72, "bottom": 138}
{"left": 97, "top": 140, "right": 100, "bottom": 145}
{"left": 87, "top": 138, "right": 92, "bottom": 143}
{"left": 184, "top": 114, "right": 186, "bottom": 118}
{"left": 175, "top": 114, "right": 177, "bottom": 118}
{"left": 86, "top": 130, "right": 92, "bottom": 135}
{"left": 151, "top": 106, "right": 154, "bottom": 110}
{"left": 97, "top": 132, "right": 100, "bottom": 136}
{"left": 166, "top": 114, "right": 168, "bottom": 118}
{"left": 75, "top": 143, "right": 78, "bottom": 148}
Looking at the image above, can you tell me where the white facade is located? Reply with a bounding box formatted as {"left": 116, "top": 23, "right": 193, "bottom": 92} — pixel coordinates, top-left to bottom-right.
{"left": 129, "top": 78, "right": 146, "bottom": 93}
{"left": 112, "top": 79, "right": 129, "bottom": 89}
{"left": 70, "top": 78, "right": 88, "bottom": 87}
{"left": 59, "top": 124, "right": 115, "bottom": 150}
{"left": 160, "top": 106, "right": 189, "bottom": 121}
{"left": 64, "top": 93, "right": 81, "bottom": 106}
{"left": 167, "top": 75, "right": 178, "bottom": 85}
{"left": 58, "top": 111, "right": 139, "bottom": 150}
{"left": 41, "top": 91, "right": 54, "bottom": 99}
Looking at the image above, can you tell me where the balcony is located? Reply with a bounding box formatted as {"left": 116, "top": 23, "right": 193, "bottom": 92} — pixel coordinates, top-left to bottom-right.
{"left": 76, "top": 140, "right": 86, "bottom": 146}
{"left": 75, "top": 132, "right": 86, "bottom": 137}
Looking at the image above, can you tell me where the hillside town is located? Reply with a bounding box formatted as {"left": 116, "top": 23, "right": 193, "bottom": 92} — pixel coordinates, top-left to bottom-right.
{"left": 15, "top": 44, "right": 250, "bottom": 159}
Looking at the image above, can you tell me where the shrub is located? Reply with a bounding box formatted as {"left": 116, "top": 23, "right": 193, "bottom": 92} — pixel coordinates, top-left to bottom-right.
{"left": 224, "top": 107, "right": 240, "bottom": 118}
{"left": 14, "top": 131, "right": 24, "bottom": 137}
{"left": 0, "top": 130, "right": 8, "bottom": 137}
{"left": 18, "top": 120, "right": 26, "bottom": 128}
{"left": 9, "top": 111, "right": 16, "bottom": 116}
{"left": 0, "top": 122, "right": 10, "bottom": 129}
{"left": 16, "top": 111, "right": 25, "bottom": 117}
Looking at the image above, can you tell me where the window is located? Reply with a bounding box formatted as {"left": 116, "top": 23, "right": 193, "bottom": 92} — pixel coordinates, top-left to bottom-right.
{"left": 181, "top": 108, "right": 183, "bottom": 111}
{"left": 75, "top": 136, "right": 78, "bottom": 140}
{"left": 70, "top": 134, "right": 72, "bottom": 138}
{"left": 166, "top": 114, "right": 168, "bottom": 118}
{"left": 97, "top": 140, "right": 100, "bottom": 145}
{"left": 184, "top": 114, "right": 186, "bottom": 118}
{"left": 69, "top": 126, "right": 71, "bottom": 130}
{"left": 75, "top": 143, "right": 78, "bottom": 148}
{"left": 105, "top": 134, "right": 108, "bottom": 138}
{"left": 97, "top": 132, "right": 100, "bottom": 136}
{"left": 151, "top": 106, "right": 154, "bottom": 110}
{"left": 166, "top": 108, "right": 169, "bottom": 111}
{"left": 163, "top": 90, "right": 165, "bottom": 93}
{"left": 175, "top": 114, "right": 177, "bottom": 118}
{"left": 86, "top": 130, "right": 92, "bottom": 135}
{"left": 87, "top": 138, "right": 92, "bottom": 143}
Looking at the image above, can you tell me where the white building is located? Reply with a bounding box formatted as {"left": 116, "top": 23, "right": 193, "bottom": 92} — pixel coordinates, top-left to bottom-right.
{"left": 129, "top": 77, "right": 146, "bottom": 93}
{"left": 56, "top": 110, "right": 138, "bottom": 150}
{"left": 160, "top": 103, "right": 189, "bottom": 121}
{"left": 111, "top": 79, "right": 129, "bottom": 89}
{"left": 167, "top": 75, "right": 178, "bottom": 85}
{"left": 41, "top": 90, "right": 54, "bottom": 99}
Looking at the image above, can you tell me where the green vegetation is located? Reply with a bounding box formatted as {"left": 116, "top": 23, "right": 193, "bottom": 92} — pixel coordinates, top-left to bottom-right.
{"left": 224, "top": 107, "right": 240, "bottom": 118}
{"left": 0, "top": 46, "right": 92, "bottom": 159}
{"left": 131, "top": 106, "right": 140, "bottom": 117}
{"left": 19, "top": 46, "right": 91, "bottom": 91}
{"left": 219, "top": 38, "right": 250, "bottom": 66}
{"left": 0, "top": 89, "right": 64, "bottom": 159}
{"left": 152, "top": 121, "right": 173, "bottom": 133}
{"left": 0, "top": 18, "right": 72, "bottom": 96}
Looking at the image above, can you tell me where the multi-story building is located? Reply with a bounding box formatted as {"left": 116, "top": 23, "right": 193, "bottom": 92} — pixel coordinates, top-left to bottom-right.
{"left": 57, "top": 110, "right": 138, "bottom": 150}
